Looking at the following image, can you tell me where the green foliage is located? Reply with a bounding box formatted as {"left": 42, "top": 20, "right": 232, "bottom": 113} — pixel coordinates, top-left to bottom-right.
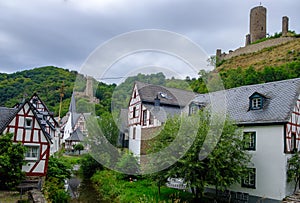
{"left": 116, "top": 151, "right": 140, "bottom": 178}
{"left": 91, "top": 170, "right": 193, "bottom": 203}
{"left": 287, "top": 152, "right": 300, "bottom": 193}
{"left": 44, "top": 156, "right": 72, "bottom": 202}
{"left": 46, "top": 156, "right": 72, "bottom": 180}
{"left": 73, "top": 143, "right": 84, "bottom": 155}
{"left": 98, "top": 112, "right": 120, "bottom": 146}
{"left": 0, "top": 133, "right": 26, "bottom": 189}
{"left": 148, "top": 111, "right": 251, "bottom": 200}
{"left": 0, "top": 66, "right": 77, "bottom": 117}
{"left": 219, "top": 60, "right": 300, "bottom": 89}
{"left": 43, "top": 177, "right": 70, "bottom": 203}
{"left": 80, "top": 154, "right": 103, "bottom": 179}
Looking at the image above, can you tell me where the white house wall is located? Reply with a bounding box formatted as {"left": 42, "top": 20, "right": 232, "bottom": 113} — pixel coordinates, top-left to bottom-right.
{"left": 129, "top": 125, "right": 141, "bottom": 157}
{"left": 229, "top": 125, "right": 289, "bottom": 200}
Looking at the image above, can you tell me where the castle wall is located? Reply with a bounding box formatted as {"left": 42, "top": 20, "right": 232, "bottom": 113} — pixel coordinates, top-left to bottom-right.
{"left": 219, "top": 37, "right": 295, "bottom": 61}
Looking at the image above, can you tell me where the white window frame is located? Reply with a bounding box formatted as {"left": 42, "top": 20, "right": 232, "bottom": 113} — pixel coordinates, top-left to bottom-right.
{"left": 24, "top": 144, "right": 40, "bottom": 161}
{"left": 24, "top": 118, "right": 33, "bottom": 129}
{"left": 242, "top": 168, "right": 256, "bottom": 188}
{"left": 251, "top": 98, "right": 262, "bottom": 109}
{"left": 243, "top": 131, "right": 256, "bottom": 151}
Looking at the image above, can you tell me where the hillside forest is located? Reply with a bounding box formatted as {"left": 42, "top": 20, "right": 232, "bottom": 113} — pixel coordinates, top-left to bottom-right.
{"left": 0, "top": 43, "right": 299, "bottom": 118}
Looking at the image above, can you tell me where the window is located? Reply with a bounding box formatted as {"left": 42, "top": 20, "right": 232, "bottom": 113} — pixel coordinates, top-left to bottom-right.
{"left": 291, "top": 132, "right": 297, "bottom": 153}
{"left": 132, "top": 127, "right": 136, "bottom": 140}
{"left": 25, "top": 146, "right": 39, "bottom": 160}
{"left": 143, "top": 110, "right": 147, "bottom": 126}
{"left": 242, "top": 168, "right": 256, "bottom": 188}
{"left": 243, "top": 132, "right": 256, "bottom": 150}
{"left": 249, "top": 92, "right": 266, "bottom": 110}
{"left": 251, "top": 98, "right": 262, "bottom": 109}
{"left": 133, "top": 107, "right": 136, "bottom": 118}
{"left": 24, "top": 118, "right": 33, "bottom": 129}
{"left": 149, "top": 113, "right": 154, "bottom": 125}
{"left": 189, "top": 104, "right": 199, "bottom": 115}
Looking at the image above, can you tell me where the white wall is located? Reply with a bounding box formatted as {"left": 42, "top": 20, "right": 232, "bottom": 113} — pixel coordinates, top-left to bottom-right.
{"left": 229, "top": 125, "right": 290, "bottom": 200}
{"left": 128, "top": 125, "right": 142, "bottom": 157}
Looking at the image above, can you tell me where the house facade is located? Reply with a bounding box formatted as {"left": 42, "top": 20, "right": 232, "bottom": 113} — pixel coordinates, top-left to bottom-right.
{"left": 62, "top": 94, "right": 90, "bottom": 151}
{"left": 127, "top": 78, "right": 300, "bottom": 202}
{"left": 128, "top": 81, "right": 195, "bottom": 158}
{"left": 0, "top": 100, "right": 52, "bottom": 176}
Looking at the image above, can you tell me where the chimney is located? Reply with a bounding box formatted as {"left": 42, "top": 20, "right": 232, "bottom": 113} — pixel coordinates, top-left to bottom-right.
{"left": 154, "top": 95, "right": 160, "bottom": 110}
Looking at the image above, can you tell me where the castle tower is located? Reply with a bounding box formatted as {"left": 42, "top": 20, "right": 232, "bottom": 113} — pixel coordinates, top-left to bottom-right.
{"left": 85, "top": 76, "right": 94, "bottom": 98}
{"left": 250, "top": 6, "right": 267, "bottom": 43}
{"left": 282, "top": 16, "right": 289, "bottom": 37}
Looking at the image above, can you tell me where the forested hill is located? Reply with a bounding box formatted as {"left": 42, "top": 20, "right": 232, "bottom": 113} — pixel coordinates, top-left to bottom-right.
{"left": 1, "top": 37, "right": 300, "bottom": 117}
{"left": 0, "top": 66, "right": 77, "bottom": 116}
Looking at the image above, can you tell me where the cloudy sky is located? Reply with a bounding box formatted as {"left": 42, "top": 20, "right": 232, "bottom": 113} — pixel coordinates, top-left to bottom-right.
{"left": 0, "top": 0, "right": 299, "bottom": 83}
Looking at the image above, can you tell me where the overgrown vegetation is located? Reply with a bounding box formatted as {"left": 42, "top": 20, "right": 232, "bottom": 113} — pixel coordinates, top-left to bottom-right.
{"left": 0, "top": 133, "right": 26, "bottom": 190}
{"left": 287, "top": 152, "right": 300, "bottom": 193}
{"left": 43, "top": 155, "right": 72, "bottom": 203}
{"left": 91, "top": 170, "right": 193, "bottom": 203}
{"left": 147, "top": 111, "right": 251, "bottom": 200}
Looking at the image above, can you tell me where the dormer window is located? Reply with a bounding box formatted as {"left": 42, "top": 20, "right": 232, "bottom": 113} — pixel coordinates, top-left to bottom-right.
{"left": 189, "top": 102, "right": 205, "bottom": 115}
{"left": 249, "top": 92, "right": 266, "bottom": 110}
{"left": 252, "top": 97, "right": 262, "bottom": 109}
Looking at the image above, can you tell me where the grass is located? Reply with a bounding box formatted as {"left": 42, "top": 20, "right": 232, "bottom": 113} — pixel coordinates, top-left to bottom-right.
{"left": 0, "top": 191, "right": 29, "bottom": 203}
{"left": 91, "top": 170, "right": 194, "bottom": 203}
{"left": 218, "top": 38, "right": 300, "bottom": 71}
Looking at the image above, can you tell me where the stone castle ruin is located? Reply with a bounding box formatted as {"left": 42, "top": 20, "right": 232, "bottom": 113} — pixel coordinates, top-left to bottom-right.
{"left": 216, "top": 5, "right": 296, "bottom": 61}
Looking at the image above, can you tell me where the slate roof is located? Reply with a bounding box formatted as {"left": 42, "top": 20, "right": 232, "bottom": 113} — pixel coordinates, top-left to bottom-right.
{"left": 135, "top": 81, "right": 196, "bottom": 107}
{"left": 143, "top": 104, "right": 181, "bottom": 123}
{"left": 65, "top": 128, "right": 84, "bottom": 142}
{"left": 192, "top": 78, "right": 300, "bottom": 125}
{"left": 0, "top": 107, "right": 18, "bottom": 133}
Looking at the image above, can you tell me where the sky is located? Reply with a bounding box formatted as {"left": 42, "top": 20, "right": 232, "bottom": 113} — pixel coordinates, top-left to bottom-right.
{"left": 0, "top": 0, "right": 299, "bottom": 83}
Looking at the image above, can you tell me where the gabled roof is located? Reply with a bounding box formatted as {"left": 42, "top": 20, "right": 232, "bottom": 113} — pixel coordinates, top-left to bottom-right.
{"left": 0, "top": 100, "right": 52, "bottom": 143}
{"left": 65, "top": 128, "right": 84, "bottom": 142}
{"left": 193, "top": 78, "right": 300, "bottom": 125}
{"left": 0, "top": 107, "right": 18, "bottom": 133}
{"left": 143, "top": 104, "right": 181, "bottom": 123}
{"left": 135, "top": 81, "right": 196, "bottom": 107}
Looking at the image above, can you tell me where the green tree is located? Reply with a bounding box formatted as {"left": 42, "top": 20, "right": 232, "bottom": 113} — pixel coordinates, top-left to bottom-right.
{"left": 287, "top": 152, "right": 300, "bottom": 193}
{"left": 0, "top": 133, "right": 26, "bottom": 189}
{"left": 98, "top": 112, "right": 119, "bottom": 147}
{"left": 149, "top": 111, "right": 251, "bottom": 200}
{"left": 80, "top": 154, "right": 103, "bottom": 179}
{"left": 44, "top": 156, "right": 72, "bottom": 202}
{"left": 74, "top": 143, "right": 84, "bottom": 155}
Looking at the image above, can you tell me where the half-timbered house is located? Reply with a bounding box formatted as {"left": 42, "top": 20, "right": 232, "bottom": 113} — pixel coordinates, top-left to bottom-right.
{"left": 29, "top": 93, "right": 61, "bottom": 155}
{"left": 62, "top": 94, "right": 90, "bottom": 151}
{"left": 128, "top": 81, "right": 195, "bottom": 157}
{"left": 0, "top": 100, "right": 52, "bottom": 176}
{"left": 127, "top": 78, "right": 300, "bottom": 202}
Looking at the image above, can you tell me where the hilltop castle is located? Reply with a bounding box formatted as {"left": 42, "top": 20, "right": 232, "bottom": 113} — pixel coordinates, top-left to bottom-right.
{"left": 216, "top": 5, "right": 296, "bottom": 62}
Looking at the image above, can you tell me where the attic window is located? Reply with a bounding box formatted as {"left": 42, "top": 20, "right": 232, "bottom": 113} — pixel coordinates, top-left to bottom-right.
{"left": 25, "top": 118, "right": 33, "bottom": 129}
{"left": 249, "top": 92, "right": 265, "bottom": 110}
{"left": 252, "top": 98, "right": 262, "bottom": 109}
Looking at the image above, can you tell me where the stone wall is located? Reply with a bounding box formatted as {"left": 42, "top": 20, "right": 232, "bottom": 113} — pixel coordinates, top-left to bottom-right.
{"left": 28, "top": 189, "right": 46, "bottom": 203}
{"left": 219, "top": 37, "right": 295, "bottom": 61}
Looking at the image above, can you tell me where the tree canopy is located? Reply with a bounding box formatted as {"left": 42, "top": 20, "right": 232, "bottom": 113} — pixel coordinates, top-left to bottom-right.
{"left": 0, "top": 133, "right": 26, "bottom": 189}
{"left": 148, "top": 111, "right": 251, "bottom": 199}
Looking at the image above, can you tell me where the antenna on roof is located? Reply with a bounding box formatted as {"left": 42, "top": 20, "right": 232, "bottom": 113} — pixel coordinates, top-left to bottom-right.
{"left": 259, "top": 2, "right": 262, "bottom": 5}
